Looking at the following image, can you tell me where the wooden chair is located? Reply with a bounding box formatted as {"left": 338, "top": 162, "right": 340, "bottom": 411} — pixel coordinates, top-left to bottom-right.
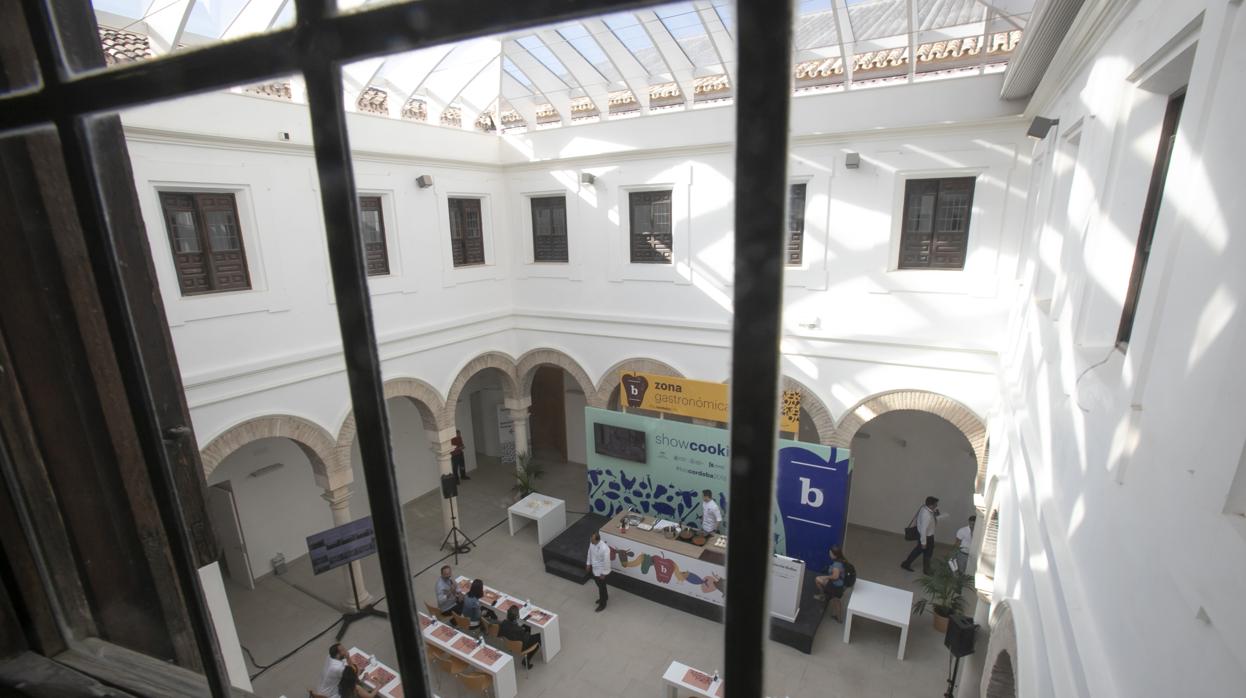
{"left": 452, "top": 612, "right": 479, "bottom": 636}
{"left": 484, "top": 620, "right": 500, "bottom": 642}
{"left": 504, "top": 638, "right": 539, "bottom": 672}
{"left": 308, "top": 691, "right": 329, "bottom": 698}
{"left": 424, "top": 601, "right": 442, "bottom": 618}
{"left": 455, "top": 670, "right": 494, "bottom": 697}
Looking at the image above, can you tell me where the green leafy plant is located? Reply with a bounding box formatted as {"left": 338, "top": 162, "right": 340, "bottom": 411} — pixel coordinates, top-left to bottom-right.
{"left": 511, "top": 452, "right": 544, "bottom": 499}
{"left": 911, "top": 555, "right": 974, "bottom": 617}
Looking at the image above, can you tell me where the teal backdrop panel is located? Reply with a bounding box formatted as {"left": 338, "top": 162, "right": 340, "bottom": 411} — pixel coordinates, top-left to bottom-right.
{"left": 585, "top": 407, "right": 851, "bottom": 571}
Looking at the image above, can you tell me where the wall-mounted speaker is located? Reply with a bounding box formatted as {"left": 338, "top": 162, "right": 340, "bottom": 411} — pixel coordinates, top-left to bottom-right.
{"left": 580, "top": 172, "right": 596, "bottom": 185}
{"left": 844, "top": 152, "right": 861, "bottom": 169}
{"left": 944, "top": 614, "right": 977, "bottom": 658}
{"left": 416, "top": 174, "right": 434, "bottom": 189}
{"left": 1027, "top": 116, "right": 1059, "bottom": 140}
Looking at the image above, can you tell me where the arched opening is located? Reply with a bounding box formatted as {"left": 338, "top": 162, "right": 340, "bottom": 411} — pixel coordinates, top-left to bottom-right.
{"left": 986, "top": 650, "right": 1017, "bottom": 698}
{"left": 841, "top": 409, "right": 979, "bottom": 589}
{"left": 517, "top": 349, "right": 596, "bottom": 466}
{"left": 345, "top": 396, "right": 442, "bottom": 520}
{"left": 205, "top": 435, "right": 334, "bottom": 589}
{"left": 452, "top": 367, "right": 518, "bottom": 474}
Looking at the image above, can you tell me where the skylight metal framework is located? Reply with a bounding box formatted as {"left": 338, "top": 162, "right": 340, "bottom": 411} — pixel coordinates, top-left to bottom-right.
{"left": 89, "top": 0, "right": 1032, "bottom": 130}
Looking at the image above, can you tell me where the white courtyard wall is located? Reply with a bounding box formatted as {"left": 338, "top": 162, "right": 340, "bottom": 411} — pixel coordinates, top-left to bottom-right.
{"left": 990, "top": 0, "right": 1246, "bottom": 695}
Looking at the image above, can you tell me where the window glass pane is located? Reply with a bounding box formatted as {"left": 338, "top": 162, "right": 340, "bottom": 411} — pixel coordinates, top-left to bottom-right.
{"left": 204, "top": 211, "right": 241, "bottom": 251}
{"left": 171, "top": 211, "right": 201, "bottom": 252}
{"left": 361, "top": 210, "right": 383, "bottom": 243}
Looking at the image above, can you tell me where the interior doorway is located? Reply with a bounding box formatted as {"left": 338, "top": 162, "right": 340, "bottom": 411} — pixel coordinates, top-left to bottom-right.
{"left": 206, "top": 483, "right": 254, "bottom": 588}
{"left": 530, "top": 365, "right": 568, "bottom": 461}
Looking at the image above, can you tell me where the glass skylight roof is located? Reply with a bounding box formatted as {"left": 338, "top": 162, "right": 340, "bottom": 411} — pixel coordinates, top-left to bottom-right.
{"left": 91, "top": 0, "right": 1033, "bottom": 131}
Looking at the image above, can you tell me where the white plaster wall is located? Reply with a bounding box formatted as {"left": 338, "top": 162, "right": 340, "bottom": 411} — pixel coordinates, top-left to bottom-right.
{"left": 990, "top": 0, "right": 1246, "bottom": 695}
{"left": 347, "top": 397, "right": 441, "bottom": 519}
{"left": 206, "top": 437, "right": 333, "bottom": 578}
{"left": 847, "top": 410, "right": 978, "bottom": 536}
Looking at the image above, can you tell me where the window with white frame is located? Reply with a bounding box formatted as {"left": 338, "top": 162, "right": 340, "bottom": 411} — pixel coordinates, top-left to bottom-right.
{"left": 530, "top": 195, "right": 568, "bottom": 263}
{"left": 628, "top": 190, "right": 673, "bottom": 264}
{"left": 898, "top": 177, "right": 976, "bottom": 270}
{"left": 448, "top": 196, "right": 486, "bottom": 267}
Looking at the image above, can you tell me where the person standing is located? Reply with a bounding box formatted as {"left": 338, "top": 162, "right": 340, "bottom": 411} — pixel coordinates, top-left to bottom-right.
{"left": 955, "top": 515, "right": 976, "bottom": 573}
{"left": 699, "top": 489, "right": 722, "bottom": 534}
{"left": 317, "top": 643, "right": 347, "bottom": 698}
{"left": 585, "top": 532, "right": 611, "bottom": 612}
{"left": 900, "top": 496, "right": 940, "bottom": 575}
{"left": 451, "top": 429, "right": 468, "bottom": 481}
{"left": 435, "top": 564, "right": 463, "bottom": 617}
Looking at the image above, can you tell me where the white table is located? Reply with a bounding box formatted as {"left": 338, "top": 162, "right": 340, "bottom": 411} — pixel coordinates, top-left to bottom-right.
{"left": 345, "top": 647, "right": 405, "bottom": 698}
{"left": 419, "top": 613, "right": 518, "bottom": 698}
{"left": 661, "top": 660, "right": 722, "bottom": 698}
{"left": 455, "top": 576, "right": 561, "bottom": 662}
{"left": 507, "top": 493, "right": 566, "bottom": 546}
{"left": 842, "top": 579, "right": 914, "bottom": 660}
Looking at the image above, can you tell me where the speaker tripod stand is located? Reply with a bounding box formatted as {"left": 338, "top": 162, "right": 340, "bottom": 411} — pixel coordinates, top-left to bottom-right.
{"left": 440, "top": 488, "right": 476, "bottom": 564}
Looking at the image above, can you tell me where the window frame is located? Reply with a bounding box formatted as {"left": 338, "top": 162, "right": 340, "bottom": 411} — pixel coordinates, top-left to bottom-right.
{"left": 0, "top": 1, "right": 793, "bottom": 697}
{"left": 529, "top": 194, "right": 570, "bottom": 264}
{"left": 157, "top": 190, "right": 252, "bottom": 295}
{"left": 626, "top": 188, "right": 675, "bottom": 265}
{"left": 896, "top": 175, "right": 977, "bottom": 271}
{"left": 447, "top": 195, "right": 487, "bottom": 268}
{"left": 358, "top": 194, "right": 390, "bottom": 276}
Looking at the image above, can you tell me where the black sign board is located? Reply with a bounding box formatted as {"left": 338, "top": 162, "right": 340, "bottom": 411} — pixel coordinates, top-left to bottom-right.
{"left": 306, "top": 516, "right": 376, "bottom": 575}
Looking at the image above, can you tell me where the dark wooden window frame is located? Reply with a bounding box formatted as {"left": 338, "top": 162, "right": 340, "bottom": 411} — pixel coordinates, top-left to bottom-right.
{"left": 0, "top": 1, "right": 793, "bottom": 697}
{"left": 530, "top": 194, "right": 569, "bottom": 263}
{"left": 447, "top": 196, "right": 486, "bottom": 267}
{"left": 627, "top": 188, "right": 674, "bottom": 264}
{"left": 158, "top": 190, "right": 252, "bottom": 295}
{"left": 1117, "top": 89, "right": 1185, "bottom": 349}
{"left": 897, "top": 175, "right": 977, "bottom": 270}
{"left": 787, "top": 181, "right": 808, "bottom": 266}
{"left": 358, "top": 194, "right": 390, "bottom": 276}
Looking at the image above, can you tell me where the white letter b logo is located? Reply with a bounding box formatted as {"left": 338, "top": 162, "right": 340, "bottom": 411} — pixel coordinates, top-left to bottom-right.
{"left": 799, "top": 477, "right": 824, "bottom": 508}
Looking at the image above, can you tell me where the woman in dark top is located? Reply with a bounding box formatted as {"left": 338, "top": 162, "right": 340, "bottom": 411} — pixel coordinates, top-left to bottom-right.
{"left": 499, "top": 605, "right": 541, "bottom": 669}
{"left": 462, "top": 578, "right": 485, "bottom": 629}
{"left": 338, "top": 663, "right": 377, "bottom": 698}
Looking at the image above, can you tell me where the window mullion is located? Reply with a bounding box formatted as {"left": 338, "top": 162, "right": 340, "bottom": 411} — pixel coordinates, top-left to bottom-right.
{"left": 192, "top": 196, "right": 218, "bottom": 291}
{"left": 724, "top": 1, "right": 793, "bottom": 696}
{"left": 297, "top": 2, "right": 430, "bottom": 693}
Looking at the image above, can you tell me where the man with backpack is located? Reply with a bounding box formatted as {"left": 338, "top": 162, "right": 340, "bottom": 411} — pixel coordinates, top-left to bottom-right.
{"left": 814, "top": 546, "right": 854, "bottom": 622}
{"left": 901, "top": 495, "right": 941, "bottom": 575}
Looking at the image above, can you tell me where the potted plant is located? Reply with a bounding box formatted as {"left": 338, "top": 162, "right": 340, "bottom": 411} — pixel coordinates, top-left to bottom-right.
{"left": 510, "top": 452, "right": 544, "bottom": 501}
{"left": 911, "top": 555, "right": 973, "bottom": 632}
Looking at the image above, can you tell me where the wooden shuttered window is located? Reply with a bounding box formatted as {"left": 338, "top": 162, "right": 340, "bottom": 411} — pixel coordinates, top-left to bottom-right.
{"left": 629, "top": 190, "right": 673, "bottom": 263}
{"left": 787, "top": 182, "right": 807, "bottom": 266}
{"left": 531, "top": 195, "right": 569, "bottom": 263}
{"left": 448, "top": 197, "right": 485, "bottom": 267}
{"left": 898, "top": 176, "right": 976, "bottom": 270}
{"left": 158, "top": 192, "right": 251, "bottom": 295}
{"left": 358, "top": 196, "right": 389, "bottom": 276}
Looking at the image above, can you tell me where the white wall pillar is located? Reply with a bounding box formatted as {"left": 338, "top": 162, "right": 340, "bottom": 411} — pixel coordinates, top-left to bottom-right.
{"left": 321, "top": 485, "right": 372, "bottom": 610}
{"left": 503, "top": 397, "right": 532, "bottom": 468}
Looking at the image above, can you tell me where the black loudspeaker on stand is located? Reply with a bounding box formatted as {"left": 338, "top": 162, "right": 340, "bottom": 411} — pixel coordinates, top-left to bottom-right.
{"left": 439, "top": 474, "right": 475, "bottom": 564}
{"left": 943, "top": 614, "right": 977, "bottom": 697}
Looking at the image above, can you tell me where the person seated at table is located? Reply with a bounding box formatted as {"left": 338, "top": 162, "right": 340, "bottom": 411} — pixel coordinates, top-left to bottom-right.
{"left": 814, "top": 546, "right": 849, "bottom": 622}
{"left": 435, "top": 565, "right": 463, "bottom": 618}
{"left": 338, "top": 663, "right": 377, "bottom": 698}
{"left": 462, "top": 578, "right": 486, "bottom": 629}
{"left": 499, "top": 605, "right": 541, "bottom": 669}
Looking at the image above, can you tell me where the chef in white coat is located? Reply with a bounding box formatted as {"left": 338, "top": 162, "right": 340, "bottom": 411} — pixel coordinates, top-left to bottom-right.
{"left": 699, "top": 489, "right": 723, "bottom": 534}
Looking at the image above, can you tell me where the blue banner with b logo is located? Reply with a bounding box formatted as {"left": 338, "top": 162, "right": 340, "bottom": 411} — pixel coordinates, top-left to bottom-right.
{"left": 585, "top": 408, "right": 851, "bottom": 572}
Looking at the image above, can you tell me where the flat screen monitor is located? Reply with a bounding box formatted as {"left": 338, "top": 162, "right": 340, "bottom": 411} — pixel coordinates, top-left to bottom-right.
{"left": 593, "top": 422, "right": 647, "bottom": 463}
{"left": 306, "top": 516, "right": 376, "bottom": 575}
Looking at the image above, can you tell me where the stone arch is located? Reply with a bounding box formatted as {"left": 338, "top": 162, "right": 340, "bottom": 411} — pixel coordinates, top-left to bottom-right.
{"left": 592, "top": 357, "right": 685, "bottom": 409}
{"left": 981, "top": 601, "right": 1019, "bottom": 698}
{"left": 516, "top": 348, "right": 596, "bottom": 402}
{"left": 335, "top": 377, "right": 448, "bottom": 470}
{"left": 200, "top": 414, "right": 340, "bottom": 489}
{"left": 780, "top": 376, "right": 836, "bottom": 446}
{"left": 831, "top": 389, "right": 988, "bottom": 492}
{"left": 443, "top": 351, "right": 520, "bottom": 422}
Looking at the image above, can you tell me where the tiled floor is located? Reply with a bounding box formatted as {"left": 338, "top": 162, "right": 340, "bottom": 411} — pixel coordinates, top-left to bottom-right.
{"left": 226, "top": 454, "right": 978, "bottom": 698}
